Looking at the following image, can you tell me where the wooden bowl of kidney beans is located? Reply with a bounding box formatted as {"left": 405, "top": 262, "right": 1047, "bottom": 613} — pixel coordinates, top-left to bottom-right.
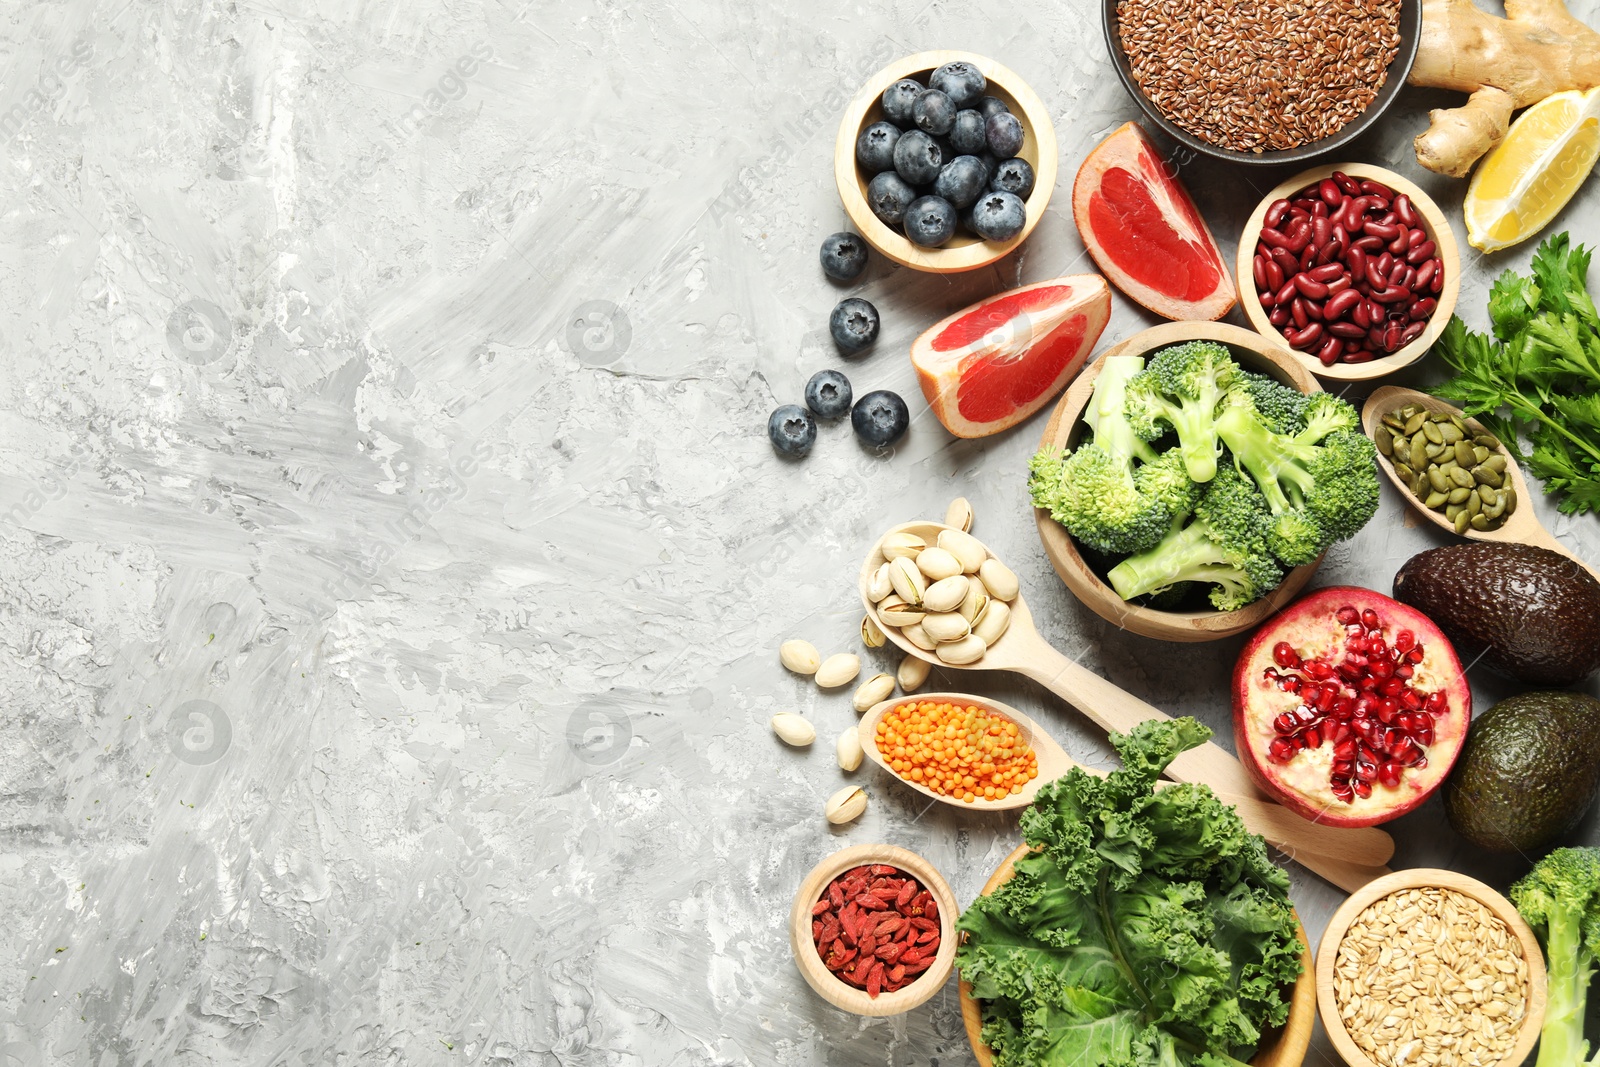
{"left": 1236, "top": 163, "right": 1461, "bottom": 382}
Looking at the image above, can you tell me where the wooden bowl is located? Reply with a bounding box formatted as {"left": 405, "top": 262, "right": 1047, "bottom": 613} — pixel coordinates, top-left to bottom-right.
{"left": 1315, "top": 868, "right": 1547, "bottom": 1067}
{"left": 1237, "top": 163, "right": 1461, "bottom": 382}
{"left": 789, "top": 843, "right": 959, "bottom": 1016}
{"left": 959, "top": 844, "right": 1317, "bottom": 1067}
{"left": 834, "top": 51, "right": 1058, "bottom": 273}
{"left": 1035, "top": 321, "right": 1324, "bottom": 642}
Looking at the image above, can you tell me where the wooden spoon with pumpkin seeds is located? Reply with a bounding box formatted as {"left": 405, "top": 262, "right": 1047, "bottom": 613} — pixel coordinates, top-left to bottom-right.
{"left": 1362, "top": 386, "right": 1595, "bottom": 577}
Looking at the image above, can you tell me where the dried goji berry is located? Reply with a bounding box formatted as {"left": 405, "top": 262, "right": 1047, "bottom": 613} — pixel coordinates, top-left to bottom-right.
{"left": 875, "top": 916, "right": 902, "bottom": 937}
{"left": 895, "top": 881, "right": 917, "bottom": 907}
{"left": 888, "top": 963, "right": 906, "bottom": 983}
{"left": 876, "top": 942, "right": 903, "bottom": 963}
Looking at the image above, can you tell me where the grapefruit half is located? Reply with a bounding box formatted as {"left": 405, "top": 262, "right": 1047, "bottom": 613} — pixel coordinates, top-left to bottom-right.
{"left": 1072, "top": 122, "right": 1235, "bottom": 321}
{"left": 911, "top": 275, "right": 1111, "bottom": 439}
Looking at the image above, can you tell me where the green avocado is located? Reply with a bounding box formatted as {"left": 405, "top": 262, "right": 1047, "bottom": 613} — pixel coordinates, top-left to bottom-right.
{"left": 1445, "top": 690, "right": 1600, "bottom": 853}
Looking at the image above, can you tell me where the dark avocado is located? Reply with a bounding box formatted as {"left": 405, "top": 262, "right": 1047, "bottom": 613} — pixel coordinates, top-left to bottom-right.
{"left": 1445, "top": 690, "right": 1600, "bottom": 852}
{"left": 1393, "top": 543, "right": 1600, "bottom": 686}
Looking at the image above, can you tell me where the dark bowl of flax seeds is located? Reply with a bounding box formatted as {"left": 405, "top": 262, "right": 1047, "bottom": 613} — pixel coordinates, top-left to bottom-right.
{"left": 1103, "top": 0, "right": 1421, "bottom": 164}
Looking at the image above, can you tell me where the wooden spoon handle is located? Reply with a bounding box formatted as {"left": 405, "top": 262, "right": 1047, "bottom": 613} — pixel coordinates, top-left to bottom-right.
{"left": 1214, "top": 789, "right": 1396, "bottom": 867}
{"left": 1517, "top": 523, "right": 1600, "bottom": 582}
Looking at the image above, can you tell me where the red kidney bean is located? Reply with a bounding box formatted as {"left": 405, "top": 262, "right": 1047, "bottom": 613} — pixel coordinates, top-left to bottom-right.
{"left": 1393, "top": 194, "right": 1417, "bottom": 227}
{"left": 1324, "top": 275, "right": 1352, "bottom": 296}
{"left": 1402, "top": 267, "right": 1417, "bottom": 290}
{"left": 1316, "top": 334, "right": 1343, "bottom": 365}
{"left": 1353, "top": 235, "right": 1385, "bottom": 252}
{"left": 1364, "top": 220, "right": 1401, "bottom": 240}
{"left": 1269, "top": 305, "right": 1291, "bottom": 327}
{"left": 1304, "top": 299, "right": 1323, "bottom": 322}
{"left": 1259, "top": 285, "right": 1277, "bottom": 308}
{"left": 1270, "top": 248, "right": 1299, "bottom": 277}
{"left": 1410, "top": 297, "right": 1437, "bottom": 320}
{"left": 1293, "top": 272, "right": 1330, "bottom": 299}
{"left": 1312, "top": 215, "right": 1331, "bottom": 249}
{"left": 1411, "top": 260, "right": 1435, "bottom": 292}
{"left": 1291, "top": 298, "right": 1310, "bottom": 329}
{"left": 1430, "top": 258, "right": 1444, "bottom": 294}
{"left": 1389, "top": 262, "right": 1410, "bottom": 286}
{"left": 1360, "top": 178, "right": 1395, "bottom": 198}
{"left": 1372, "top": 286, "right": 1412, "bottom": 304}
{"left": 1353, "top": 300, "right": 1372, "bottom": 328}
{"left": 1385, "top": 321, "right": 1403, "bottom": 352}
{"left": 1265, "top": 260, "right": 1285, "bottom": 290}
{"left": 1406, "top": 240, "right": 1436, "bottom": 265}
{"left": 1369, "top": 299, "right": 1387, "bottom": 321}
{"left": 1266, "top": 198, "right": 1291, "bottom": 227}
{"left": 1308, "top": 262, "right": 1344, "bottom": 283}
{"left": 1346, "top": 246, "right": 1367, "bottom": 277}
{"left": 1275, "top": 278, "right": 1299, "bottom": 307}
{"left": 1319, "top": 178, "right": 1343, "bottom": 207}
{"left": 1379, "top": 251, "right": 1396, "bottom": 275}
{"left": 1333, "top": 171, "right": 1359, "bottom": 195}
{"left": 1314, "top": 201, "right": 1331, "bottom": 218}
{"left": 1259, "top": 226, "right": 1295, "bottom": 250}
{"left": 1300, "top": 245, "right": 1317, "bottom": 270}
{"left": 1388, "top": 231, "right": 1410, "bottom": 256}
{"left": 1327, "top": 321, "right": 1367, "bottom": 339}
{"left": 1406, "top": 228, "right": 1427, "bottom": 250}
{"left": 1366, "top": 260, "right": 1388, "bottom": 289}
{"left": 1253, "top": 255, "right": 1269, "bottom": 290}
{"left": 1345, "top": 349, "right": 1375, "bottom": 363}
{"left": 1368, "top": 326, "right": 1387, "bottom": 349}
{"left": 1324, "top": 289, "right": 1363, "bottom": 320}
{"left": 1285, "top": 322, "right": 1323, "bottom": 350}
{"left": 1400, "top": 321, "right": 1426, "bottom": 345}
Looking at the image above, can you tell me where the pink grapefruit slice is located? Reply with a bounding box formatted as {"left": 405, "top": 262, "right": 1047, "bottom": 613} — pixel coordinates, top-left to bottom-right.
{"left": 1072, "top": 122, "right": 1236, "bottom": 321}
{"left": 911, "top": 275, "right": 1111, "bottom": 439}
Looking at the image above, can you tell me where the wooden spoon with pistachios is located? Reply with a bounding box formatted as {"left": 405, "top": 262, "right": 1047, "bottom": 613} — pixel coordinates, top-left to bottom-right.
{"left": 1362, "top": 386, "right": 1597, "bottom": 579}
{"left": 859, "top": 522, "right": 1395, "bottom": 892}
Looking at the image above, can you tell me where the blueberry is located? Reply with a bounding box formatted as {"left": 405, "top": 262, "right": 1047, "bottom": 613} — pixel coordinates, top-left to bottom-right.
{"left": 988, "top": 158, "right": 1036, "bottom": 198}
{"left": 930, "top": 62, "right": 987, "bottom": 110}
{"left": 976, "top": 96, "right": 1010, "bottom": 121}
{"left": 978, "top": 152, "right": 1000, "bottom": 180}
{"left": 911, "top": 89, "right": 956, "bottom": 136}
{"left": 949, "top": 110, "right": 987, "bottom": 155}
{"left": 830, "top": 298, "right": 880, "bottom": 353}
{"left": 969, "top": 191, "right": 1027, "bottom": 241}
{"left": 855, "top": 121, "right": 901, "bottom": 174}
{"left": 768, "top": 404, "right": 816, "bottom": 455}
{"left": 881, "top": 79, "right": 924, "bottom": 127}
{"left": 852, "top": 390, "right": 910, "bottom": 447}
{"left": 934, "top": 156, "right": 988, "bottom": 210}
{"left": 819, "top": 232, "right": 868, "bottom": 282}
{"left": 985, "top": 112, "right": 1025, "bottom": 158}
{"left": 866, "top": 172, "right": 917, "bottom": 227}
{"left": 892, "top": 130, "right": 943, "bottom": 187}
{"left": 804, "top": 369, "right": 853, "bottom": 419}
{"left": 903, "top": 195, "right": 957, "bottom": 247}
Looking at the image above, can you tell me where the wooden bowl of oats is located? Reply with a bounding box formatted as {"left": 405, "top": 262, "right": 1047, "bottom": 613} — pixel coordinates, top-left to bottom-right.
{"left": 1315, "top": 869, "right": 1547, "bottom": 1067}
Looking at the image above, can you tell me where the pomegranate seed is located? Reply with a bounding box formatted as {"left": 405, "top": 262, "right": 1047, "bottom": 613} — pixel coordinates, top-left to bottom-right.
{"left": 1370, "top": 660, "right": 1394, "bottom": 680}
{"left": 1304, "top": 725, "right": 1323, "bottom": 748}
{"left": 1413, "top": 755, "right": 1428, "bottom": 770}
{"left": 1413, "top": 723, "right": 1434, "bottom": 746}
{"left": 1305, "top": 661, "right": 1334, "bottom": 680}
{"left": 1379, "top": 678, "right": 1406, "bottom": 697}
{"left": 1293, "top": 705, "right": 1318, "bottom": 725}
{"left": 1263, "top": 667, "right": 1279, "bottom": 682}
{"left": 1274, "top": 713, "right": 1297, "bottom": 735}
{"left": 1313, "top": 688, "right": 1336, "bottom": 713}
{"left": 1330, "top": 721, "right": 1352, "bottom": 745}
{"left": 1346, "top": 632, "right": 1367, "bottom": 651}
{"left": 1394, "top": 630, "right": 1415, "bottom": 652}
{"left": 1395, "top": 665, "right": 1414, "bottom": 680}
{"left": 1332, "top": 758, "right": 1354, "bottom": 777}
{"left": 1378, "top": 761, "right": 1402, "bottom": 787}
{"left": 1281, "top": 676, "right": 1301, "bottom": 693}
{"left": 1361, "top": 608, "right": 1380, "bottom": 630}
{"left": 1406, "top": 646, "right": 1425, "bottom": 663}
{"left": 1353, "top": 779, "right": 1373, "bottom": 799}
{"left": 1376, "top": 702, "right": 1397, "bottom": 725}
{"left": 1273, "top": 642, "right": 1300, "bottom": 667}
{"left": 1356, "top": 760, "right": 1377, "bottom": 781}
{"left": 1357, "top": 744, "right": 1377, "bottom": 764}
{"left": 1393, "top": 738, "right": 1422, "bottom": 765}
{"left": 1345, "top": 623, "right": 1365, "bottom": 639}
{"left": 1268, "top": 738, "right": 1296, "bottom": 763}
{"left": 1334, "top": 738, "right": 1357, "bottom": 759}
{"left": 1425, "top": 691, "right": 1449, "bottom": 714}
{"left": 1333, "top": 697, "right": 1356, "bottom": 720}
{"left": 1367, "top": 638, "right": 1389, "bottom": 657}
{"left": 1332, "top": 783, "right": 1355, "bottom": 802}
{"left": 1336, "top": 605, "right": 1359, "bottom": 625}
{"left": 1356, "top": 693, "right": 1379, "bottom": 715}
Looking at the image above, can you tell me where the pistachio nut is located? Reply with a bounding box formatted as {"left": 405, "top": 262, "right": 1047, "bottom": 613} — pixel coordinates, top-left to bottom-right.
{"left": 866, "top": 562, "right": 894, "bottom": 603}
{"left": 901, "top": 622, "right": 938, "bottom": 651}
{"left": 836, "top": 726, "right": 864, "bottom": 772}
{"left": 922, "top": 611, "right": 971, "bottom": 644}
{"left": 958, "top": 584, "right": 989, "bottom": 623}
{"left": 825, "top": 785, "right": 868, "bottom": 825}
{"left": 770, "top": 712, "right": 815, "bottom": 747}
{"left": 979, "top": 558, "right": 1020, "bottom": 601}
{"left": 779, "top": 639, "right": 820, "bottom": 675}
{"left": 937, "top": 529, "right": 987, "bottom": 574}
{"left": 815, "top": 653, "right": 861, "bottom": 689}
{"left": 878, "top": 601, "right": 927, "bottom": 628}
{"left": 922, "top": 574, "right": 971, "bottom": 614}
{"left": 897, "top": 654, "right": 931, "bottom": 693}
{"left": 936, "top": 633, "right": 987, "bottom": 665}
{"left": 915, "top": 546, "right": 962, "bottom": 582}
{"left": 861, "top": 614, "right": 886, "bottom": 649}
{"left": 945, "top": 497, "right": 974, "bottom": 532}
{"left": 852, "top": 672, "right": 895, "bottom": 713}
{"left": 881, "top": 532, "right": 926, "bottom": 560}
{"left": 972, "top": 600, "right": 1012, "bottom": 646}
{"left": 889, "top": 556, "right": 927, "bottom": 606}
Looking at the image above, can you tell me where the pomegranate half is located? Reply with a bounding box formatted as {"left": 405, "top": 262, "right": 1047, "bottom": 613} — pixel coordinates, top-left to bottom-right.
{"left": 1232, "top": 586, "right": 1471, "bottom": 827}
{"left": 911, "top": 275, "right": 1111, "bottom": 439}
{"left": 1072, "top": 122, "right": 1236, "bottom": 321}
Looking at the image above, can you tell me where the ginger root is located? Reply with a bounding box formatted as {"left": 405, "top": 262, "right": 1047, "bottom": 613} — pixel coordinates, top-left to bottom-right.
{"left": 1411, "top": 0, "right": 1600, "bottom": 176}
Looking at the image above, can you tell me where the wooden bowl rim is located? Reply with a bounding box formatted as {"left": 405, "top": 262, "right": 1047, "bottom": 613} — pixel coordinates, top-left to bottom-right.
{"left": 959, "top": 843, "right": 1317, "bottom": 1067}
{"left": 1312, "top": 867, "right": 1547, "bottom": 1067}
{"left": 789, "top": 842, "right": 960, "bottom": 1016}
{"left": 833, "top": 50, "right": 1059, "bottom": 274}
{"left": 1034, "top": 320, "right": 1325, "bottom": 642}
{"left": 1235, "top": 162, "right": 1462, "bottom": 382}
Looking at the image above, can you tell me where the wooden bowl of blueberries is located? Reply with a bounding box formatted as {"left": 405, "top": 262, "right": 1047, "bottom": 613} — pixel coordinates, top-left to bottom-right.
{"left": 834, "top": 50, "right": 1058, "bottom": 273}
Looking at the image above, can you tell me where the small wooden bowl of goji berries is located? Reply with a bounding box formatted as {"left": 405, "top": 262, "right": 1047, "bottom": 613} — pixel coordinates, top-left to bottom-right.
{"left": 789, "top": 843, "right": 959, "bottom": 1015}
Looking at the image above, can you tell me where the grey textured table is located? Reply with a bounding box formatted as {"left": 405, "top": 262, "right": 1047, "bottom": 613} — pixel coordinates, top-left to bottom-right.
{"left": 2, "top": 3, "right": 1598, "bottom": 1065}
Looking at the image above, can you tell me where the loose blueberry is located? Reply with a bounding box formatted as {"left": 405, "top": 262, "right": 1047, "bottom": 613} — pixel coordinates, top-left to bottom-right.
{"left": 934, "top": 156, "right": 988, "bottom": 210}
{"left": 768, "top": 404, "right": 816, "bottom": 456}
{"left": 855, "top": 121, "right": 901, "bottom": 174}
{"left": 988, "top": 157, "right": 1036, "bottom": 198}
{"left": 819, "top": 232, "right": 868, "bottom": 282}
{"left": 903, "top": 195, "right": 957, "bottom": 247}
{"left": 985, "top": 112, "right": 1025, "bottom": 158}
{"left": 881, "top": 79, "right": 924, "bottom": 127}
{"left": 804, "top": 369, "right": 853, "bottom": 419}
{"left": 949, "top": 110, "right": 988, "bottom": 155}
{"left": 852, "top": 390, "right": 910, "bottom": 447}
{"left": 911, "top": 89, "right": 956, "bottom": 136}
{"left": 969, "top": 191, "right": 1027, "bottom": 241}
{"left": 977, "top": 96, "right": 1010, "bottom": 121}
{"left": 830, "top": 298, "right": 880, "bottom": 353}
{"left": 930, "top": 62, "right": 987, "bottom": 110}
{"left": 892, "top": 130, "right": 943, "bottom": 187}
{"left": 867, "top": 172, "right": 917, "bottom": 227}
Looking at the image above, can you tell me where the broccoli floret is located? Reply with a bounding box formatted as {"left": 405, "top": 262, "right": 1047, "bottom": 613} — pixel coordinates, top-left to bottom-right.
{"left": 1106, "top": 464, "right": 1284, "bottom": 611}
{"left": 1511, "top": 848, "right": 1600, "bottom": 1067}
{"left": 1124, "top": 341, "right": 1243, "bottom": 483}
{"left": 1236, "top": 371, "right": 1309, "bottom": 436}
{"left": 1297, "top": 392, "right": 1360, "bottom": 444}
{"left": 1214, "top": 400, "right": 1380, "bottom": 566}
{"left": 1031, "top": 356, "right": 1200, "bottom": 555}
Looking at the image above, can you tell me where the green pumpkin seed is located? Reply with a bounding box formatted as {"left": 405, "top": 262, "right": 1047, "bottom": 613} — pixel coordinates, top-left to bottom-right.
{"left": 1376, "top": 429, "right": 1394, "bottom": 456}
{"left": 1426, "top": 490, "right": 1451, "bottom": 508}
{"left": 1382, "top": 412, "right": 1404, "bottom": 431}
{"left": 1394, "top": 461, "right": 1413, "bottom": 480}
{"left": 1477, "top": 484, "right": 1497, "bottom": 505}
{"left": 1404, "top": 411, "right": 1426, "bottom": 435}
{"left": 1484, "top": 496, "right": 1505, "bottom": 519}
{"left": 1475, "top": 433, "right": 1501, "bottom": 449}
{"left": 1410, "top": 437, "right": 1428, "bottom": 470}
{"left": 1484, "top": 453, "right": 1506, "bottom": 473}
{"left": 1426, "top": 443, "right": 1447, "bottom": 459}
{"left": 1453, "top": 441, "right": 1474, "bottom": 466}
{"left": 1446, "top": 487, "right": 1470, "bottom": 505}
{"left": 1467, "top": 492, "right": 1483, "bottom": 517}
{"left": 1421, "top": 420, "right": 1443, "bottom": 445}
{"left": 1427, "top": 467, "right": 1449, "bottom": 493}
{"left": 1476, "top": 466, "right": 1503, "bottom": 487}
{"left": 1446, "top": 503, "right": 1463, "bottom": 522}
{"left": 1450, "top": 466, "right": 1476, "bottom": 489}
{"left": 1470, "top": 513, "right": 1490, "bottom": 531}
{"left": 1455, "top": 509, "right": 1472, "bottom": 535}
{"left": 1440, "top": 421, "right": 1464, "bottom": 444}
{"left": 1410, "top": 474, "right": 1426, "bottom": 497}
{"left": 1505, "top": 486, "right": 1517, "bottom": 512}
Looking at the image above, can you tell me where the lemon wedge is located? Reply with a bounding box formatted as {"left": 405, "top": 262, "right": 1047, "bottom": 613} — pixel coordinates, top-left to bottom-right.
{"left": 1465, "top": 87, "right": 1600, "bottom": 253}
